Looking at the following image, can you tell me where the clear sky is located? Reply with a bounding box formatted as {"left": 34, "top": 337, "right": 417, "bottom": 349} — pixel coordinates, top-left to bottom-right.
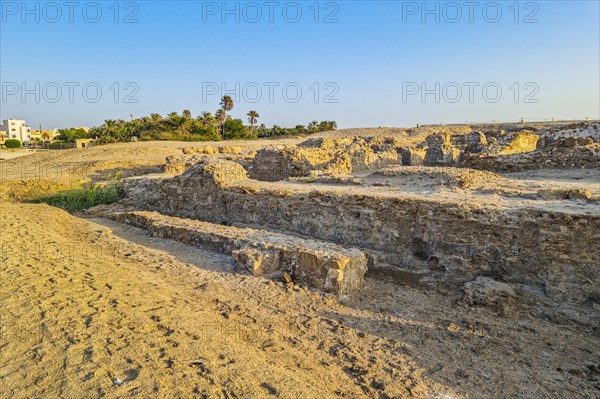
{"left": 1, "top": 0, "right": 599, "bottom": 129}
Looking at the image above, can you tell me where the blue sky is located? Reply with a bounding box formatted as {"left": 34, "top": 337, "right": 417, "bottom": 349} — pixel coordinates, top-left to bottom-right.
{"left": 1, "top": 0, "right": 599, "bottom": 129}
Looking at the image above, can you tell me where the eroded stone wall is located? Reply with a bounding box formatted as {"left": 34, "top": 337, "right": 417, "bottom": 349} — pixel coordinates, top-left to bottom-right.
{"left": 248, "top": 136, "right": 404, "bottom": 181}
{"left": 462, "top": 138, "right": 600, "bottom": 171}
{"left": 119, "top": 160, "right": 600, "bottom": 303}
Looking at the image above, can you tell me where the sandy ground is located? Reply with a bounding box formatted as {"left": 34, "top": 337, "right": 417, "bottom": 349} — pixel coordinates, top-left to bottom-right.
{"left": 0, "top": 150, "right": 45, "bottom": 160}
{"left": 1, "top": 203, "right": 598, "bottom": 398}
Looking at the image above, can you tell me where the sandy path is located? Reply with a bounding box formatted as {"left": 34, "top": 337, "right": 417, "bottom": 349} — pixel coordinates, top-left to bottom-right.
{"left": 0, "top": 202, "right": 457, "bottom": 399}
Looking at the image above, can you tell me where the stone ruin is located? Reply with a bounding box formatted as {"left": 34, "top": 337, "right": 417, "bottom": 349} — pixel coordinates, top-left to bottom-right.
{"left": 462, "top": 131, "right": 600, "bottom": 171}
{"left": 95, "top": 122, "right": 599, "bottom": 303}
{"left": 248, "top": 137, "right": 405, "bottom": 181}
{"left": 242, "top": 125, "right": 598, "bottom": 179}
{"left": 420, "top": 123, "right": 599, "bottom": 170}
{"left": 107, "top": 210, "right": 368, "bottom": 294}
{"left": 423, "top": 133, "right": 461, "bottom": 166}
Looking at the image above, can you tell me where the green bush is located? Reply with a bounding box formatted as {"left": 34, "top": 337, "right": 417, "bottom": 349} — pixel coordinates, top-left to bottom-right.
{"left": 31, "top": 182, "right": 119, "bottom": 212}
{"left": 57, "top": 128, "right": 88, "bottom": 143}
{"left": 223, "top": 118, "right": 251, "bottom": 139}
{"left": 4, "top": 139, "right": 21, "bottom": 148}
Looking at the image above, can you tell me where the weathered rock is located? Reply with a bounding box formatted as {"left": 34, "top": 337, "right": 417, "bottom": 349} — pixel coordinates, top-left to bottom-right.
{"left": 462, "top": 137, "right": 600, "bottom": 172}
{"left": 577, "top": 137, "right": 594, "bottom": 146}
{"left": 563, "top": 137, "right": 577, "bottom": 147}
{"left": 218, "top": 146, "right": 242, "bottom": 154}
{"left": 399, "top": 148, "right": 425, "bottom": 166}
{"left": 460, "top": 123, "right": 600, "bottom": 172}
{"left": 232, "top": 248, "right": 281, "bottom": 275}
{"left": 281, "top": 272, "right": 293, "bottom": 284}
{"left": 463, "top": 277, "right": 516, "bottom": 315}
{"left": 498, "top": 132, "right": 539, "bottom": 155}
{"left": 249, "top": 147, "right": 311, "bottom": 181}
{"left": 183, "top": 145, "right": 219, "bottom": 155}
{"left": 463, "top": 131, "right": 488, "bottom": 154}
{"left": 567, "top": 188, "right": 592, "bottom": 201}
{"left": 165, "top": 155, "right": 204, "bottom": 174}
{"left": 537, "top": 189, "right": 567, "bottom": 200}
{"left": 185, "top": 159, "right": 248, "bottom": 186}
{"left": 423, "top": 133, "right": 460, "bottom": 166}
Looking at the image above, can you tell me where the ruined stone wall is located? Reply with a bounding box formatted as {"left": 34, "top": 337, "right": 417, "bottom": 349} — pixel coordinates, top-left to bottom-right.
{"left": 106, "top": 210, "right": 368, "bottom": 294}
{"left": 121, "top": 162, "right": 600, "bottom": 302}
{"left": 219, "top": 190, "right": 599, "bottom": 302}
{"left": 462, "top": 140, "right": 600, "bottom": 172}
{"left": 248, "top": 148, "right": 311, "bottom": 181}
{"left": 423, "top": 133, "right": 460, "bottom": 166}
{"left": 248, "top": 136, "right": 403, "bottom": 181}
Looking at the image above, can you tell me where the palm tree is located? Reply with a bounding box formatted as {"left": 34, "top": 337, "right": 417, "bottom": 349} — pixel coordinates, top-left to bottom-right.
{"left": 219, "top": 95, "right": 234, "bottom": 138}
{"left": 41, "top": 130, "right": 50, "bottom": 141}
{"left": 295, "top": 125, "right": 307, "bottom": 134}
{"left": 220, "top": 95, "right": 234, "bottom": 114}
{"left": 173, "top": 116, "right": 192, "bottom": 134}
{"left": 319, "top": 121, "right": 337, "bottom": 131}
{"left": 215, "top": 109, "right": 227, "bottom": 125}
{"left": 182, "top": 109, "right": 192, "bottom": 119}
{"left": 198, "top": 111, "right": 213, "bottom": 127}
{"left": 150, "top": 113, "right": 163, "bottom": 123}
{"left": 128, "top": 119, "right": 143, "bottom": 138}
{"left": 247, "top": 110, "right": 259, "bottom": 130}
{"left": 307, "top": 120, "right": 319, "bottom": 133}
{"left": 168, "top": 111, "right": 179, "bottom": 119}
{"left": 104, "top": 119, "right": 117, "bottom": 133}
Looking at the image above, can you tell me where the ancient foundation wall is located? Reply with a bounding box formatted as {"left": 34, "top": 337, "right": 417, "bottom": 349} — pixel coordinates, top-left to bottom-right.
{"left": 462, "top": 141, "right": 600, "bottom": 172}
{"left": 123, "top": 169, "right": 600, "bottom": 302}
{"left": 222, "top": 190, "right": 598, "bottom": 302}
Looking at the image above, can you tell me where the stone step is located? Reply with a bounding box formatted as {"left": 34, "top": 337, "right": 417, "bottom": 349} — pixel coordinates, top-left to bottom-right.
{"left": 105, "top": 211, "right": 368, "bottom": 295}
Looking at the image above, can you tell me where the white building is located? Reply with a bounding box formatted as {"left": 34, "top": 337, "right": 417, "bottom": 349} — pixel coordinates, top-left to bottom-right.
{"left": 1, "top": 119, "right": 32, "bottom": 143}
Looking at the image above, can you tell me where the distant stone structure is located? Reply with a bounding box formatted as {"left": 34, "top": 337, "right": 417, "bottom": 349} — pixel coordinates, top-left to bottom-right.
{"left": 423, "top": 133, "right": 460, "bottom": 166}
{"left": 75, "top": 138, "right": 95, "bottom": 148}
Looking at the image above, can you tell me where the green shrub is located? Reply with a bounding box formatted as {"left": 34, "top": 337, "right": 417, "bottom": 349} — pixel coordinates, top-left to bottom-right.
{"left": 31, "top": 182, "right": 119, "bottom": 212}
{"left": 223, "top": 118, "right": 251, "bottom": 139}
{"left": 4, "top": 139, "right": 21, "bottom": 148}
{"left": 57, "top": 127, "right": 88, "bottom": 143}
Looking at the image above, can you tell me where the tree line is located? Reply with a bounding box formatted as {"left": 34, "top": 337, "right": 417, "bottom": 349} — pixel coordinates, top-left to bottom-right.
{"left": 56, "top": 96, "right": 337, "bottom": 144}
